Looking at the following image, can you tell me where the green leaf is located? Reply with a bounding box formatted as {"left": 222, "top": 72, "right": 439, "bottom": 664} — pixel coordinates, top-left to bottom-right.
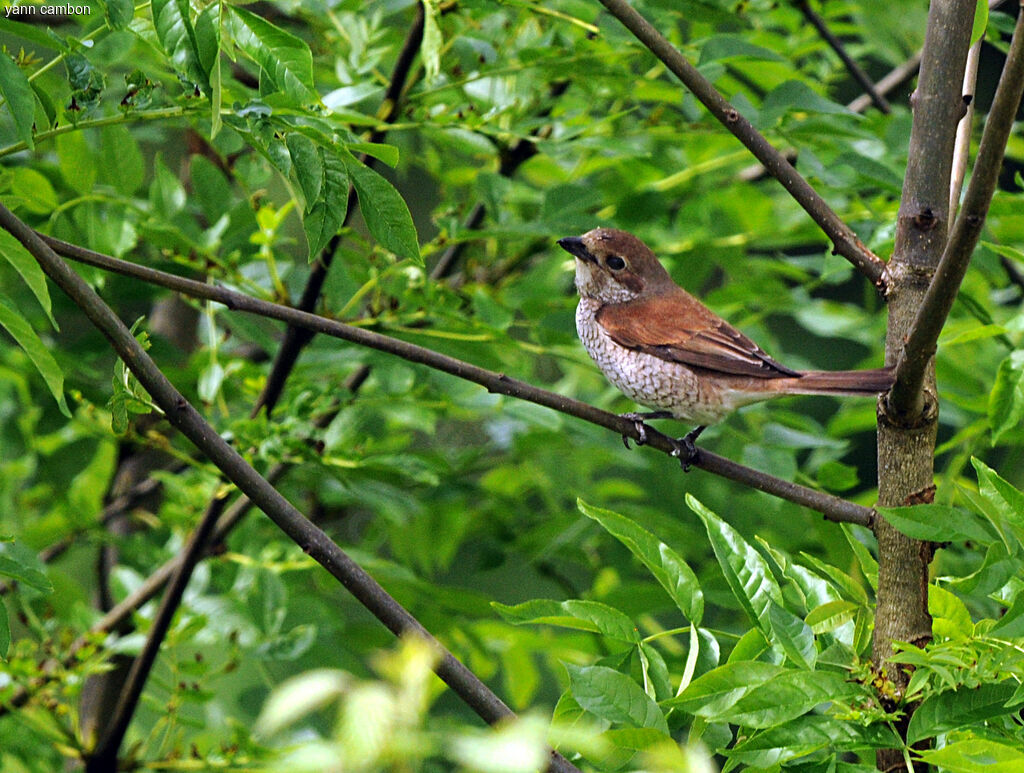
{"left": 971, "top": 457, "right": 1024, "bottom": 547}
{"left": 303, "top": 148, "right": 349, "bottom": 259}
{"left": 768, "top": 602, "right": 815, "bottom": 670}
{"left": 152, "top": 0, "right": 207, "bottom": 88}
{"left": 287, "top": 133, "right": 323, "bottom": 210}
{"left": 990, "top": 590, "right": 1024, "bottom": 638}
{"left": 687, "top": 494, "right": 781, "bottom": 633}
{"left": 711, "top": 670, "right": 863, "bottom": 729}
{"left": 0, "top": 229, "right": 55, "bottom": 328}
{"left": 971, "top": 0, "right": 989, "bottom": 45}
{"left": 102, "top": 0, "right": 134, "bottom": 29}
{"left": 988, "top": 351, "right": 1024, "bottom": 444}
{"left": 228, "top": 6, "right": 316, "bottom": 102}
{"left": 10, "top": 167, "right": 57, "bottom": 214}
{"left": 761, "top": 80, "right": 854, "bottom": 124}
{"left": 0, "top": 601, "right": 8, "bottom": 659}
{"left": 876, "top": 504, "right": 994, "bottom": 544}
{"left": 908, "top": 682, "right": 1018, "bottom": 744}
{"left": 0, "top": 548, "right": 52, "bottom": 593}
{"left": 492, "top": 599, "right": 640, "bottom": 642}
{"left": 346, "top": 142, "right": 400, "bottom": 168}
{"left": 565, "top": 664, "right": 668, "bottom": 734}
{"left": 668, "top": 661, "right": 783, "bottom": 716}
{"left": 0, "top": 294, "right": 69, "bottom": 417}
{"left": 804, "top": 599, "right": 858, "bottom": 635}
{"left": 697, "top": 34, "right": 786, "bottom": 66}
{"left": 929, "top": 584, "right": 973, "bottom": 641}
{"left": 340, "top": 148, "right": 420, "bottom": 263}
{"left": 100, "top": 125, "right": 145, "bottom": 195}
{"left": 421, "top": 0, "right": 443, "bottom": 83}
{"left": 56, "top": 131, "right": 96, "bottom": 195}
{"left": 0, "top": 51, "right": 35, "bottom": 150}
{"left": 917, "top": 737, "right": 1024, "bottom": 771}
{"left": 578, "top": 499, "right": 703, "bottom": 623}
{"left": 728, "top": 715, "right": 899, "bottom": 766}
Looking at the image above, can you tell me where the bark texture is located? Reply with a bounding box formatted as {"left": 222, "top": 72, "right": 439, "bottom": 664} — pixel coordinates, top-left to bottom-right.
{"left": 874, "top": 1, "right": 974, "bottom": 769}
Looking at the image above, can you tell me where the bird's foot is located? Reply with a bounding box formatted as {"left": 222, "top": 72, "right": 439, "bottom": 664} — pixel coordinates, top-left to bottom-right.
{"left": 619, "top": 411, "right": 674, "bottom": 449}
{"left": 669, "top": 426, "right": 706, "bottom": 471}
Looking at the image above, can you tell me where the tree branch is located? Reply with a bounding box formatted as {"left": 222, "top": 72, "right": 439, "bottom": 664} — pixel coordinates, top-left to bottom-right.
{"left": 595, "top": 0, "right": 888, "bottom": 290}
{"left": 42, "top": 234, "right": 875, "bottom": 528}
{"left": 254, "top": 4, "right": 425, "bottom": 415}
{"left": 0, "top": 204, "right": 582, "bottom": 773}
{"left": 890, "top": 7, "right": 1024, "bottom": 418}
{"left": 795, "top": 0, "right": 890, "bottom": 113}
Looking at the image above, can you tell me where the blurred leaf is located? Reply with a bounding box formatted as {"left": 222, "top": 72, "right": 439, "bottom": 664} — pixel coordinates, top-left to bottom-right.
{"left": 917, "top": 737, "right": 1024, "bottom": 771}
{"left": 492, "top": 598, "right": 640, "bottom": 642}
{"left": 0, "top": 52, "right": 35, "bottom": 150}
{"left": 876, "top": 504, "right": 994, "bottom": 544}
{"left": 0, "top": 294, "right": 69, "bottom": 417}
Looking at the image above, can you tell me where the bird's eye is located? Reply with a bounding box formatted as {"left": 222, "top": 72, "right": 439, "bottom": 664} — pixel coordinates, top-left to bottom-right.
{"left": 606, "top": 255, "right": 626, "bottom": 271}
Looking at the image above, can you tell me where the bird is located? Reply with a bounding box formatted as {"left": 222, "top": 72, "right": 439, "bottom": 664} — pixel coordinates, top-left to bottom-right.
{"left": 557, "top": 227, "right": 894, "bottom": 467}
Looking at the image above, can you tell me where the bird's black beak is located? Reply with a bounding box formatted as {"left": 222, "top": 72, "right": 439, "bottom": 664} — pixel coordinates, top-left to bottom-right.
{"left": 557, "top": 235, "right": 595, "bottom": 263}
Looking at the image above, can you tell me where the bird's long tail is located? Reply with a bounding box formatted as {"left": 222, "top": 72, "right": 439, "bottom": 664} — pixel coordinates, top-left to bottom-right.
{"left": 789, "top": 366, "right": 895, "bottom": 396}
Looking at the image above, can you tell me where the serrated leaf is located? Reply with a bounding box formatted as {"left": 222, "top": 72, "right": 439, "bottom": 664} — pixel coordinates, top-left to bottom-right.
{"left": 687, "top": 494, "right": 781, "bottom": 633}
{"left": 0, "top": 294, "right": 69, "bottom": 417}
{"left": 340, "top": 148, "right": 420, "bottom": 263}
{"left": 492, "top": 599, "right": 640, "bottom": 643}
{"left": 578, "top": 499, "right": 703, "bottom": 623}
{"left": 228, "top": 6, "right": 316, "bottom": 102}
{"left": 152, "top": 0, "right": 207, "bottom": 88}
{"left": 0, "top": 229, "right": 55, "bottom": 327}
{"left": 303, "top": 148, "right": 349, "bottom": 259}
{"left": 287, "top": 133, "right": 322, "bottom": 210}
{"left": 907, "top": 682, "right": 1017, "bottom": 744}
{"left": 566, "top": 664, "right": 668, "bottom": 734}
{"left": 876, "top": 504, "right": 994, "bottom": 544}
{"left": 0, "top": 52, "right": 35, "bottom": 150}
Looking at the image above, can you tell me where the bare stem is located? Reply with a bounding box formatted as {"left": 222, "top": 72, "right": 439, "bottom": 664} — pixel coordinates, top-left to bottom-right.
{"left": 795, "top": 0, "right": 890, "bottom": 113}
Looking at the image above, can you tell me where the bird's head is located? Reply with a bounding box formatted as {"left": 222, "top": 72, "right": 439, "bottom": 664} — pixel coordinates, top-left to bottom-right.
{"left": 558, "top": 228, "right": 673, "bottom": 303}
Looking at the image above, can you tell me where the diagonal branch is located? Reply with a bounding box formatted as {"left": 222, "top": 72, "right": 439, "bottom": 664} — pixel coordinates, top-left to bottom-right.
{"left": 42, "top": 234, "right": 875, "bottom": 528}
{"left": 795, "top": 0, "right": 890, "bottom": 113}
{"left": 0, "top": 203, "right": 582, "bottom": 773}
{"left": 890, "top": 7, "right": 1024, "bottom": 417}
{"left": 595, "top": 0, "right": 888, "bottom": 290}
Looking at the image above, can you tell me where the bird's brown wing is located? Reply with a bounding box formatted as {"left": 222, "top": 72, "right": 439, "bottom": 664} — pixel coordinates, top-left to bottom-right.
{"left": 595, "top": 291, "right": 800, "bottom": 379}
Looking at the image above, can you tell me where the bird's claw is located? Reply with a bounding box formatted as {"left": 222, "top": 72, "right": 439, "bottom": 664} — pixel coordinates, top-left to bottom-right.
{"left": 619, "top": 413, "right": 649, "bottom": 449}
{"left": 669, "top": 426, "right": 705, "bottom": 472}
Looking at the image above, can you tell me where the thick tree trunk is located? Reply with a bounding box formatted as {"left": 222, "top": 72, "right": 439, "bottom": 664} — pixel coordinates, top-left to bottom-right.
{"left": 874, "top": 1, "right": 974, "bottom": 769}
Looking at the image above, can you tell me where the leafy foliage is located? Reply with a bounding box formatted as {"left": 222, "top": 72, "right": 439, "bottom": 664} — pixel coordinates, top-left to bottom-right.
{"left": 0, "top": 0, "right": 1022, "bottom": 771}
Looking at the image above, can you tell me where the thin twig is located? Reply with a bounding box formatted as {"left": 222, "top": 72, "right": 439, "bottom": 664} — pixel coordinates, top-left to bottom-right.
{"left": 795, "top": 0, "right": 890, "bottom": 113}
{"left": 595, "top": 0, "right": 888, "bottom": 290}
{"left": 0, "top": 205, "right": 582, "bottom": 773}
{"left": 950, "top": 42, "right": 982, "bottom": 219}
{"left": 42, "top": 234, "right": 875, "bottom": 528}
{"left": 254, "top": 5, "right": 425, "bottom": 415}
{"left": 891, "top": 7, "right": 1024, "bottom": 417}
